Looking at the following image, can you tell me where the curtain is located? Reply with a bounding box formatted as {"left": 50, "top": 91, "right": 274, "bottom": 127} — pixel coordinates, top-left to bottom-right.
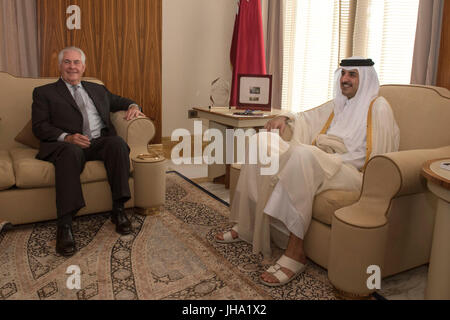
{"left": 0, "top": 0, "right": 39, "bottom": 77}
{"left": 229, "top": 0, "right": 266, "bottom": 107}
{"left": 353, "top": 0, "right": 420, "bottom": 85}
{"left": 281, "top": 0, "right": 421, "bottom": 113}
{"left": 281, "top": 0, "right": 349, "bottom": 112}
{"left": 410, "top": 0, "right": 444, "bottom": 85}
{"left": 338, "top": 0, "right": 357, "bottom": 62}
{"left": 265, "top": 0, "right": 285, "bottom": 109}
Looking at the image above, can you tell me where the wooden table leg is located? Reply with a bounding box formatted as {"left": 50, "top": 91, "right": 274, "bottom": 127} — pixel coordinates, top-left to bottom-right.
{"left": 213, "top": 175, "right": 226, "bottom": 184}
{"left": 212, "top": 164, "right": 231, "bottom": 189}
{"left": 225, "top": 164, "right": 230, "bottom": 189}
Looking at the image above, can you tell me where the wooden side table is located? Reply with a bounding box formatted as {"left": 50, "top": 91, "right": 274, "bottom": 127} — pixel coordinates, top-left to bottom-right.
{"left": 192, "top": 107, "right": 283, "bottom": 188}
{"left": 421, "top": 158, "right": 450, "bottom": 300}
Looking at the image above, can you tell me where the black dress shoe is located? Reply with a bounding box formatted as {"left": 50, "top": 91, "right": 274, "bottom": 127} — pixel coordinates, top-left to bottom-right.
{"left": 111, "top": 207, "right": 132, "bottom": 235}
{"left": 56, "top": 224, "right": 76, "bottom": 257}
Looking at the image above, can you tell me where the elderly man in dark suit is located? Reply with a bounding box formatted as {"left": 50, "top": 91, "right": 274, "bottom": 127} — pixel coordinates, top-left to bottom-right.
{"left": 32, "top": 46, "right": 145, "bottom": 256}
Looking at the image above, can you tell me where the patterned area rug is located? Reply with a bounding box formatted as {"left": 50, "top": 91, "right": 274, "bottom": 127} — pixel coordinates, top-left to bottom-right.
{"left": 0, "top": 171, "right": 337, "bottom": 300}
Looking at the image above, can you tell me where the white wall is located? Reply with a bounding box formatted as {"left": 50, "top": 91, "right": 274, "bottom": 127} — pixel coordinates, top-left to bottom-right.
{"left": 162, "top": 0, "right": 237, "bottom": 137}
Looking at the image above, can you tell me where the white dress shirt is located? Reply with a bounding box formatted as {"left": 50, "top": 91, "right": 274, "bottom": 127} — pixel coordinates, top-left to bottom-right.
{"left": 58, "top": 79, "right": 139, "bottom": 142}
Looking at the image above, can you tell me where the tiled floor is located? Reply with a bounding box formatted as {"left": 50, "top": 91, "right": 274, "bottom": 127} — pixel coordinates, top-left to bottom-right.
{"left": 193, "top": 181, "right": 231, "bottom": 204}
{"left": 167, "top": 161, "right": 430, "bottom": 300}
{"left": 168, "top": 160, "right": 208, "bottom": 180}
{"left": 379, "top": 265, "right": 428, "bottom": 300}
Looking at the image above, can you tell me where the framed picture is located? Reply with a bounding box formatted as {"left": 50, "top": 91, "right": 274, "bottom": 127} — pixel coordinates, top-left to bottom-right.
{"left": 237, "top": 74, "right": 272, "bottom": 110}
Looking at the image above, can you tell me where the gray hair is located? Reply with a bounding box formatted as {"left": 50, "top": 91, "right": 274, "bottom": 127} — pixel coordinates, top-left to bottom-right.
{"left": 58, "top": 47, "right": 86, "bottom": 65}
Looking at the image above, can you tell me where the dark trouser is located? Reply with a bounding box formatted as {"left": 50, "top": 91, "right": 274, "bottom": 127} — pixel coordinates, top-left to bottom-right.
{"left": 48, "top": 136, "right": 131, "bottom": 225}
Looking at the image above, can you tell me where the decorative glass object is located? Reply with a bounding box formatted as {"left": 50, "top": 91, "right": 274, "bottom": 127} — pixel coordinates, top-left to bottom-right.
{"left": 210, "top": 77, "right": 230, "bottom": 107}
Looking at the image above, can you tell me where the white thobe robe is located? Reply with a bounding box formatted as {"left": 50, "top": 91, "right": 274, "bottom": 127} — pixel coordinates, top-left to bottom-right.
{"left": 229, "top": 97, "right": 400, "bottom": 258}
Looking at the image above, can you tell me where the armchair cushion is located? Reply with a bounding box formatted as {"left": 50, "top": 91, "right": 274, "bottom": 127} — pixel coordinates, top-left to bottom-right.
{"left": 0, "top": 150, "right": 15, "bottom": 190}
{"left": 14, "top": 120, "right": 40, "bottom": 149}
{"left": 10, "top": 148, "right": 108, "bottom": 188}
{"left": 313, "top": 190, "right": 360, "bottom": 225}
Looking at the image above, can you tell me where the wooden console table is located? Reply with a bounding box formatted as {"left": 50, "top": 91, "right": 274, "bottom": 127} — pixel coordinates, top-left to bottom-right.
{"left": 192, "top": 107, "right": 283, "bottom": 188}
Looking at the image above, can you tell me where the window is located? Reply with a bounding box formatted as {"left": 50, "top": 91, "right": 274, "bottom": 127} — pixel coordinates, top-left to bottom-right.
{"left": 353, "top": 0, "right": 420, "bottom": 85}
{"left": 282, "top": 0, "right": 420, "bottom": 113}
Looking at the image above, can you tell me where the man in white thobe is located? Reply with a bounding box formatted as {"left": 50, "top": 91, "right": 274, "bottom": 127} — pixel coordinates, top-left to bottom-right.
{"left": 216, "top": 57, "right": 400, "bottom": 286}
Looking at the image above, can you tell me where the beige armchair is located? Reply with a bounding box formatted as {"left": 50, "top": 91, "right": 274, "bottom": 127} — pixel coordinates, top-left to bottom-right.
{"left": 0, "top": 72, "right": 155, "bottom": 225}
{"left": 229, "top": 84, "right": 450, "bottom": 297}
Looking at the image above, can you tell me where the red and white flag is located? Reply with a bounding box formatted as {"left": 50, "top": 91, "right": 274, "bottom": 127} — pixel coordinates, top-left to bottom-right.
{"left": 229, "top": 0, "right": 267, "bottom": 106}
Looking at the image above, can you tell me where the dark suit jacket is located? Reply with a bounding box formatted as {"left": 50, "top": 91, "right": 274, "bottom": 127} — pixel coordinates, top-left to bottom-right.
{"left": 32, "top": 78, "right": 136, "bottom": 160}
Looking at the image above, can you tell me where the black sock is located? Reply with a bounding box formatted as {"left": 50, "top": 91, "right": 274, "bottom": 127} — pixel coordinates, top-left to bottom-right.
{"left": 113, "top": 200, "right": 124, "bottom": 210}
{"left": 57, "top": 213, "right": 73, "bottom": 227}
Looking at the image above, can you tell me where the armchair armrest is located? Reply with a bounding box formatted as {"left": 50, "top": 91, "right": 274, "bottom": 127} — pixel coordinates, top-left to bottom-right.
{"left": 110, "top": 111, "right": 156, "bottom": 158}
{"left": 378, "top": 145, "right": 450, "bottom": 196}
{"left": 334, "top": 145, "right": 450, "bottom": 228}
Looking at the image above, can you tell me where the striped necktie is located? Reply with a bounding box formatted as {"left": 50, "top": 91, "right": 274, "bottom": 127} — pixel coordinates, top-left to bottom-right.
{"left": 72, "top": 85, "right": 91, "bottom": 139}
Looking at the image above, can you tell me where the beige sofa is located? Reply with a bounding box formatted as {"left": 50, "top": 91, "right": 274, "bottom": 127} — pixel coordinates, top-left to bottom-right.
{"left": 0, "top": 72, "right": 155, "bottom": 225}
{"left": 230, "top": 84, "right": 450, "bottom": 296}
